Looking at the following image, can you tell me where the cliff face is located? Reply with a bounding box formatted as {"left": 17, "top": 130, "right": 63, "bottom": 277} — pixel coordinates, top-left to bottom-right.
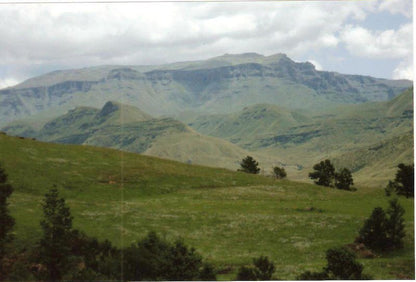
{"left": 0, "top": 53, "right": 412, "bottom": 126}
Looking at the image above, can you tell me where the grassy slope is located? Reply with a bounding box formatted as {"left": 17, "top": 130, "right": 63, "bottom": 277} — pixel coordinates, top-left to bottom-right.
{"left": 0, "top": 133, "right": 414, "bottom": 280}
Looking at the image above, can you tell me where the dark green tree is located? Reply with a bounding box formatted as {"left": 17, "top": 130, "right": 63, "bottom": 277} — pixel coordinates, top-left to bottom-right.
{"left": 385, "top": 199, "right": 406, "bottom": 249}
{"left": 394, "top": 163, "right": 414, "bottom": 198}
{"left": 324, "top": 247, "right": 363, "bottom": 279}
{"left": 0, "top": 165, "right": 15, "bottom": 278}
{"left": 357, "top": 199, "right": 406, "bottom": 252}
{"left": 273, "top": 166, "right": 287, "bottom": 179}
{"left": 252, "top": 256, "right": 275, "bottom": 280}
{"left": 309, "top": 159, "right": 335, "bottom": 187}
{"left": 298, "top": 247, "right": 368, "bottom": 280}
{"left": 38, "top": 187, "right": 74, "bottom": 281}
{"left": 239, "top": 156, "right": 260, "bottom": 174}
{"left": 335, "top": 168, "right": 354, "bottom": 190}
{"left": 357, "top": 207, "right": 388, "bottom": 251}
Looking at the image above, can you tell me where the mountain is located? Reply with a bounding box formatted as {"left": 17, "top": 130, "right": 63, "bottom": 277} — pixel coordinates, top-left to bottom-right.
{"left": 2, "top": 101, "right": 265, "bottom": 170}
{"left": 0, "top": 53, "right": 411, "bottom": 127}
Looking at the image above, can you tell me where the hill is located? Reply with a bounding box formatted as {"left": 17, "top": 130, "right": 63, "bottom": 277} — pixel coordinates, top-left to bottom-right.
{"left": 0, "top": 53, "right": 411, "bottom": 127}
{"left": 187, "top": 88, "right": 413, "bottom": 184}
{"left": 0, "top": 133, "right": 413, "bottom": 280}
{"left": 2, "top": 101, "right": 263, "bottom": 170}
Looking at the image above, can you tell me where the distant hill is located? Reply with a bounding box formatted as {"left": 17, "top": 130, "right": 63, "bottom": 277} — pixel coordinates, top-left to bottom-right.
{"left": 0, "top": 53, "right": 411, "bottom": 127}
{"left": 2, "top": 101, "right": 267, "bottom": 170}
{"left": 187, "top": 88, "right": 414, "bottom": 185}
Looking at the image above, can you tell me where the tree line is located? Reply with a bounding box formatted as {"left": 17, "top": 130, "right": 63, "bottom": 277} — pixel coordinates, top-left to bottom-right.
{"left": 239, "top": 156, "right": 413, "bottom": 196}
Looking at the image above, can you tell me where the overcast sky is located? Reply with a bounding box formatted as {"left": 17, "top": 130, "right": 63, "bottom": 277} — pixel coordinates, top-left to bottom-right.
{"left": 0, "top": 0, "right": 413, "bottom": 89}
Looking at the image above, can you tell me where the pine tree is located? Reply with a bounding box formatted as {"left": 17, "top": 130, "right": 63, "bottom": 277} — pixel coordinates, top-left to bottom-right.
{"left": 39, "top": 188, "right": 74, "bottom": 280}
{"left": 0, "top": 165, "right": 14, "bottom": 278}
{"left": 239, "top": 156, "right": 260, "bottom": 174}
{"left": 385, "top": 199, "right": 406, "bottom": 249}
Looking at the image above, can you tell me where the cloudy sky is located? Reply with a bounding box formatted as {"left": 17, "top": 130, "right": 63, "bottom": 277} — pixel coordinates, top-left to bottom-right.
{"left": 0, "top": 0, "right": 413, "bottom": 89}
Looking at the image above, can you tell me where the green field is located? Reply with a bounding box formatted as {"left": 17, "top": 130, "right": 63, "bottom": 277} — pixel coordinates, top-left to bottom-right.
{"left": 1, "top": 133, "right": 414, "bottom": 280}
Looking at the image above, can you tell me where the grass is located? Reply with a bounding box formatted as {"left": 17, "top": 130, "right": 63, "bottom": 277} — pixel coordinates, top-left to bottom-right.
{"left": 1, "top": 133, "right": 414, "bottom": 280}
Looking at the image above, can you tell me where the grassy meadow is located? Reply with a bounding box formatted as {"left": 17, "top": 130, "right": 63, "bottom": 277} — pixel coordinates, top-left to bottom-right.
{"left": 0, "top": 133, "right": 414, "bottom": 280}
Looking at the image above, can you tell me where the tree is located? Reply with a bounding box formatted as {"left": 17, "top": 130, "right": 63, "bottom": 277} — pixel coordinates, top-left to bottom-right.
{"left": 309, "top": 159, "right": 335, "bottom": 187}
{"left": 357, "top": 199, "right": 406, "bottom": 251}
{"left": 394, "top": 163, "right": 414, "bottom": 198}
{"left": 0, "top": 165, "right": 14, "bottom": 277}
{"left": 357, "top": 207, "right": 388, "bottom": 251}
{"left": 335, "top": 168, "right": 354, "bottom": 190}
{"left": 385, "top": 199, "right": 406, "bottom": 249}
{"left": 38, "top": 187, "right": 74, "bottom": 280}
{"left": 239, "top": 156, "right": 260, "bottom": 174}
{"left": 273, "top": 166, "right": 287, "bottom": 179}
{"left": 252, "top": 256, "right": 275, "bottom": 280}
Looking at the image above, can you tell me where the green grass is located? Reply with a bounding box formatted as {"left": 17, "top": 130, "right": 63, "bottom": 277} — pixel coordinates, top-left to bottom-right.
{"left": 1, "top": 134, "right": 414, "bottom": 280}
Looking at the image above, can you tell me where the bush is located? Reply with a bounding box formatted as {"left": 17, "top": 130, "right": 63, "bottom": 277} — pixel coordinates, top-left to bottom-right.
{"left": 123, "top": 231, "right": 216, "bottom": 281}
{"left": 273, "top": 166, "right": 287, "bottom": 179}
{"left": 335, "top": 168, "right": 354, "bottom": 190}
{"left": 236, "top": 255, "right": 275, "bottom": 280}
{"left": 298, "top": 247, "right": 369, "bottom": 280}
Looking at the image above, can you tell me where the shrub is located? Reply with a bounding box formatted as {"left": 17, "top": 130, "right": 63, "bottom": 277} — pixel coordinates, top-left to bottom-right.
{"left": 273, "top": 166, "right": 287, "bottom": 179}
{"left": 298, "top": 247, "right": 369, "bottom": 280}
{"left": 335, "top": 168, "right": 354, "bottom": 190}
{"left": 236, "top": 255, "right": 275, "bottom": 280}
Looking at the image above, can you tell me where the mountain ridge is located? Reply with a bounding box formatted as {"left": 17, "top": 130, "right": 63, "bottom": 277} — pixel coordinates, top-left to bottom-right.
{"left": 0, "top": 52, "right": 411, "bottom": 126}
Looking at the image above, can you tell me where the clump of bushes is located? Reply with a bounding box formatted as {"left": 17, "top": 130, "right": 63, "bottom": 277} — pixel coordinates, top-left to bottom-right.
{"left": 236, "top": 255, "right": 275, "bottom": 280}
{"left": 298, "top": 247, "right": 371, "bottom": 280}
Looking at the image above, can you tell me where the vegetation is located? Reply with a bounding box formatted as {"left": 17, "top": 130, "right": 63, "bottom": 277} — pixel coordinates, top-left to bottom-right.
{"left": 357, "top": 199, "right": 406, "bottom": 252}
{"left": 236, "top": 256, "right": 275, "bottom": 280}
{"left": 386, "top": 163, "right": 414, "bottom": 198}
{"left": 298, "top": 247, "right": 370, "bottom": 280}
{"left": 335, "top": 168, "right": 354, "bottom": 190}
{"left": 0, "top": 134, "right": 414, "bottom": 280}
{"left": 273, "top": 166, "right": 287, "bottom": 179}
{"left": 0, "top": 164, "right": 14, "bottom": 278}
{"left": 309, "top": 159, "right": 335, "bottom": 187}
{"left": 239, "top": 156, "right": 260, "bottom": 174}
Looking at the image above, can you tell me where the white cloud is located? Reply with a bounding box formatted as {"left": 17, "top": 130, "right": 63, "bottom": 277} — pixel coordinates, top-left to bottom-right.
{"left": 307, "top": 60, "right": 323, "bottom": 71}
{"left": 0, "top": 1, "right": 412, "bottom": 82}
{"left": 340, "top": 24, "right": 412, "bottom": 59}
{"left": 378, "top": 0, "right": 413, "bottom": 18}
{"left": 393, "top": 60, "right": 413, "bottom": 80}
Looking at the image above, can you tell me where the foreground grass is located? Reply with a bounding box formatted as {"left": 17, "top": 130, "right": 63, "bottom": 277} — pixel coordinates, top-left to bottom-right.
{"left": 1, "top": 134, "right": 414, "bottom": 280}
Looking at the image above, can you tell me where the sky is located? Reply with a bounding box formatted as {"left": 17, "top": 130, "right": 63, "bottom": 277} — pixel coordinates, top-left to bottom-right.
{"left": 0, "top": 0, "right": 413, "bottom": 89}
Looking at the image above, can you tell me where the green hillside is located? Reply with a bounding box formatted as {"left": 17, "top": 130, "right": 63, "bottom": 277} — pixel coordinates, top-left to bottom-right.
{"left": 3, "top": 101, "right": 259, "bottom": 170}
{"left": 0, "top": 133, "right": 414, "bottom": 280}
{"left": 188, "top": 88, "right": 413, "bottom": 184}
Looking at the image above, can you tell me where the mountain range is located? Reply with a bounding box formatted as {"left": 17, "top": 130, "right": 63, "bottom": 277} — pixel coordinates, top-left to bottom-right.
{"left": 0, "top": 53, "right": 413, "bottom": 186}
